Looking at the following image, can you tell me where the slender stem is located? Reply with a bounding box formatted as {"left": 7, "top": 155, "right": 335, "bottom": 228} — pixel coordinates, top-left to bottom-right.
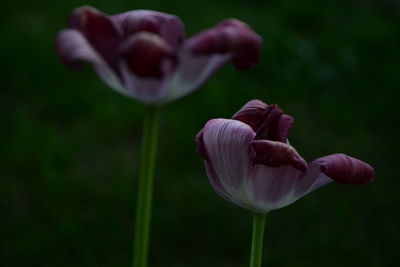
{"left": 249, "top": 213, "right": 267, "bottom": 267}
{"left": 133, "top": 105, "right": 161, "bottom": 267}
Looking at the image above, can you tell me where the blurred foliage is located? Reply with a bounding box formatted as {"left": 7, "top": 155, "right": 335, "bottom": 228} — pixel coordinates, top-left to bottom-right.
{"left": 1, "top": 0, "right": 399, "bottom": 266}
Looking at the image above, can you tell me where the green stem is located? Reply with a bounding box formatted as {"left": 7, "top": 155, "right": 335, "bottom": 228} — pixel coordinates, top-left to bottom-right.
{"left": 133, "top": 105, "right": 161, "bottom": 267}
{"left": 249, "top": 213, "right": 267, "bottom": 267}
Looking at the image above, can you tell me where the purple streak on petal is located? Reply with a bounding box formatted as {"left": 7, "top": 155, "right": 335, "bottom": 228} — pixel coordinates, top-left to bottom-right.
{"left": 118, "top": 32, "right": 177, "bottom": 79}
{"left": 55, "top": 29, "right": 127, "bottom": 96}
{"left": 313, "top": 154, "right": 375, "bottom": 185}
{"left": 252, "top": 140, "right": 308, "bottom": 172}
{"left": 232, "top": 99, "right": 268, "bottom": 131}
{"left": 69, "top": 6, "right": 121, "bottom": 69}
{"left": 186, "top": 19, "right": 261, "bottom": 70}
{"left": 201, "top": 119, "right": 256, "bottom": 202}
{"left": 111, "top": 10, "right": 185, "bottom": 48}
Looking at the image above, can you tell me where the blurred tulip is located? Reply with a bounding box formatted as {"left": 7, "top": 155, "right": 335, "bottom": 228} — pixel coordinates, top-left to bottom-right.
{"left": 56, "top": 6, "right": 261, "bottom": 104}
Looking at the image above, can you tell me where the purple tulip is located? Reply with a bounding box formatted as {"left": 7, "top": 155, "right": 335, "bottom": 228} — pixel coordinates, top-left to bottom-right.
{"left": 55, "top": 6, "right": 262, "bottom": 104}
{"left": 196, "top": 100, "right": 374, "bottom": 213}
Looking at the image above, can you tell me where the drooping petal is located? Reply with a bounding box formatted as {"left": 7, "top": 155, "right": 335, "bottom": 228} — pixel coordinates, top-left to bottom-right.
{"left": 117, "top": 32, "right": 177, "bottom": 103}
{"left": 251, "top": 140, "right": 308, "bottom": 172}
{"left": 55, "top": 29, "right": 130, "bottom": 97}
{"left": 200, "top": 119, "right": 256, "bottom": 208}
{"left": 313, "top": 154, "right": 374, "bottom": 185}
{"left": 69, "top": 6, "right": 121, "bottom": 68}
{"left": 186, "top": 19, "right": 262, "bottom": 70}
{"left": 111, "top": 10, "right": 185, "bottom": 48}
{"left": 290, "top": 154, "right": 374, "bottom": 201}
{"left": 163, "top": 20, "right": 261, "bottom": 102}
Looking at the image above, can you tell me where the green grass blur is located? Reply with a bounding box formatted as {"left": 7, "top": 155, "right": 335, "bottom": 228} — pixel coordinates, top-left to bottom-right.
{"left": 1, "top": 0, "right": 399, "bottom": 266}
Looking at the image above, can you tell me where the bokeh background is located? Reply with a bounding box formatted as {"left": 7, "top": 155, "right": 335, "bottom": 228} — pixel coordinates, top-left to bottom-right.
{"left": 1, "top": 0, "right": 399, "bottom": 266}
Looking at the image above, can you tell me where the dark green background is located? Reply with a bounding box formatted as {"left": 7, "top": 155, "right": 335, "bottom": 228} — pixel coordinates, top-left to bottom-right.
{"left": 1, "top": 0, "right": 398, "bottom": 266}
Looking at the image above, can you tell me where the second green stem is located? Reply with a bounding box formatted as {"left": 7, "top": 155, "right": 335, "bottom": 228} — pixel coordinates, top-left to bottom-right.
{"left": 132, "top": 105, "right": 161, "bottom": 267}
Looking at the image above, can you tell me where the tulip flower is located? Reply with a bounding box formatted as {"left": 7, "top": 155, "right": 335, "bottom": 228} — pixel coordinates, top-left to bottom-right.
{"left": 56, "top": 6, "right": 261, "bottom": 104}
{"left": 196, "top": 100, "right": 374, "bottom": 267}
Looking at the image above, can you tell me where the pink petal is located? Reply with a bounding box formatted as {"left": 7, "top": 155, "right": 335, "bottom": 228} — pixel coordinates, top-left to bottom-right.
{"left": 251, "top": 140, "right": 308, "bottom": 172}
{"left": 69, "top": 6, "right": 121, "bottom": 69}
{"left": 111, "top": 10, "right": 185, "bottom": 48}
{"left": 55, "top": 29, "right": 129, "bottom": 97}
{"left": 249, "top": 164, "right": 305, "bottom": 212}
{"left": 200, "top": 119, "right": 256, "bottom": 206}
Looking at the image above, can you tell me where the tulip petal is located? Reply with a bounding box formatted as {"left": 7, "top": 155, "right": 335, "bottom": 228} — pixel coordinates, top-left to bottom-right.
{"left": 200, "top": 119, "right": 256, "bottom": 208}
{"left": 232, "top": 99, "right": 268, "bottom": 132}
{"left": 69, "top": 6, "right": 121, "bottom": 69}
{"left": 232, "top": 100, "right": 294, "bottom": 142}
{"left": 164, "top": 20, "right": 261, "bottom": 102}
{"left": 291, "top": 153, "right": 374, "bottom": 201}
{"left": 249, "top": 164, "right": 305, "bottom": 212}
{"left": 118, "top": 32, "right": 177, "bottom": 103}
{"left": 251, "top": 140, "right": 308, "bottom": 172}
{"left": 186, "top": 19, "right": 261, "bottom": 70}
{"left": 55, "top": 29, "right": 130, "bottom": 97}
{"left": 313, "top": 154, "right": 374, "bottom": 185}
{"left": 111, "top": 10, "right": 185, "bottom": 48}
{"left": 118, "top": 32, "right": 177, "bottom": 79}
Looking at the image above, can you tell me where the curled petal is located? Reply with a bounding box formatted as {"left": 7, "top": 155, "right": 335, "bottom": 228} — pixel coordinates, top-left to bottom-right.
{"left": 111, "top": 10, "right": 185, "bottom": 48}
{"left": 118, "top": 32, "right": 177, "bottom": 79}
{"left": 232, "top": 100, "right": 293, "bottom": 142}
{"left": 55, "top": 29, "right": 128, "bottom": 96}
{"left": 69, "top": 6, "right": 121, "bottom": 67}
{"left": 313, "top": 154, "right": 374, "bottom": 185}
{"left": 252, "top": 140, "right": 308, "bottom": 172}
{"left": 266, "top": 114, "right": 294, "bottom": 142}
{"left": 186, "top": 19, "right": 261, "bottom": 70}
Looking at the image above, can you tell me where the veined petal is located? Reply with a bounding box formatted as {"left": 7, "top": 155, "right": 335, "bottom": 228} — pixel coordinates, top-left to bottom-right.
{"left": 111, "top": 10, "right": 185, "bottom": 48}
{"left": 55, "top": 29, "right": 130, "bottom": 97}
{"left": 249, "top": 164, "right": 305, "bottom": 212}
{"left": 69, "top": 6, "right": 121, "bottom": 68}
{"left": 251, "top": 140, "right": 308, "bottom": 172}
{"left": 201, "top": 119, "right": 256, "bottom": 206}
